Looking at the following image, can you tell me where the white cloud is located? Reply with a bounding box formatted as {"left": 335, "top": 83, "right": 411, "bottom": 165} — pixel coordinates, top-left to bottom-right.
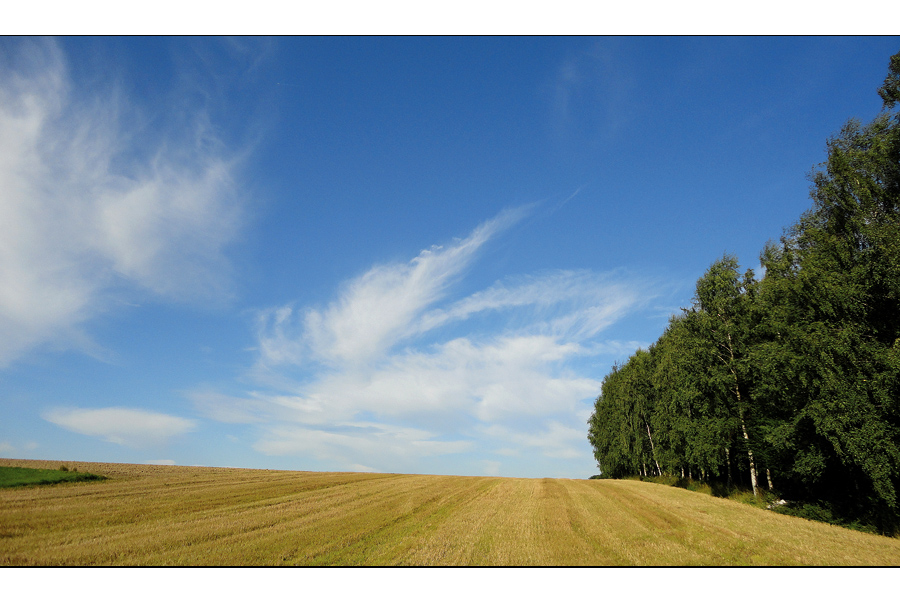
{"left": 0, "top": 441, "right": 14, "bottom": 454}
{"left": 480, "top": 421, "right": 586, "bottom": 460}
{"left": 0, "top": 39, "right": 243, "bottom": 366}
{"left": 42, "top": 407, "right": 196, "bottom": 448}
{"left": 201, "top": 209, "right": 651, "bottom": 476}
{"left": 481, "top": 460, "right": 502, "bottom": 476}
{"left": 254, "top": 422, "right": 473, "bottom": 473}
{"left": 246, "top": 263, "right": 642, "bottom": 428}
{"left": 221, "top": 326, "right": 606, "bottom": 433}
{"left": 373, "top": 335, "right": 599, "bottom": 422}
{"left": 348, "top": 464, "right": 378, "bottom": 473}
{"left": 144, "top": 459, "right": 176, "bottom": 465}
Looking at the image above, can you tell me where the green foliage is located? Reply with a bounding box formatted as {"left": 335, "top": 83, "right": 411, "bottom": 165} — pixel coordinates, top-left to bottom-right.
{"left": 878, "top": 51, "right": 900, "bottom": 109}
{"left": 588, "top": 48, "right": 900, "bottom": 535}
{"left": 0, "top": 466, "right": 105, "bottom": 488}
{"left": 754, "top": 68, "right": 900, "bottom": 525}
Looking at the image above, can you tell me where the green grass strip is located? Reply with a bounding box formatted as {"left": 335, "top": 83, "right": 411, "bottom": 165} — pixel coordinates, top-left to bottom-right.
{"left": 0, "top": 466, "right": 106, "bottom": 488}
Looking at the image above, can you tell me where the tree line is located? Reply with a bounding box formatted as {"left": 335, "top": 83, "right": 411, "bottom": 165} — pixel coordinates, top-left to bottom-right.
{"left": 588, "top": 50, "right": 900, "bottom": 533}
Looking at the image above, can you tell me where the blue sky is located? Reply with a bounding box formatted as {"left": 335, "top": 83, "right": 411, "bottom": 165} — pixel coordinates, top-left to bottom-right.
{"left": 2, "top": 35, "right": 898, "bottom": 479}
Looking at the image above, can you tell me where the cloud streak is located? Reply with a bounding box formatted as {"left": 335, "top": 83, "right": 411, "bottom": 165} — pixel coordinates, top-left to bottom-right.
{"left": 254, "top": 206, "right": 528, "bottom": 370}
{"left": 0, "top": 39, "right": 244, "bottom": 366}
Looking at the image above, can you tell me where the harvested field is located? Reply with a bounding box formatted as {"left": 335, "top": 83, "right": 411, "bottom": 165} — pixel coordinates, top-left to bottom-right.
{"left": 2, "top": 458, "right": 899, "bottom": 566}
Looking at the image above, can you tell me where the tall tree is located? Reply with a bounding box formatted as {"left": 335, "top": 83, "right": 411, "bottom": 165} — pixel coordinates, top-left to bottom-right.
{"left": 687, "top": 255, "right": 762, "bottom": 494}
{"left": 649, "top": 319, "right": 697, "bottom": 477}
{"left": 588, "top": 363, "right": 633, "bottom": 479}
{"left": 755, "top": 49, "right": 900, "bottom": 526}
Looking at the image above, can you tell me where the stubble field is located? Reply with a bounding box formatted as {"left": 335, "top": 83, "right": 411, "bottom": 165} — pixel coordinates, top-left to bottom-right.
{"left": 2, "top": 458, "right": 899, "bottom": 566}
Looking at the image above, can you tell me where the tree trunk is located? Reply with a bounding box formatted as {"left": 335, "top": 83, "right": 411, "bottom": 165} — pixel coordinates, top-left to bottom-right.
{"left": 725, "top": 446, "right": 732, "bottom": 488}
{"left": 766, "top": 467, "right": 774, "bottom": 491}
{"left": 740, "top": 412, "right": 759, "bottom": 497}
{"left": 646, "top": 423, "right": 662, "bottom": 476}
{"left": 727, "top": 332, "right": 759, "bottom": 497}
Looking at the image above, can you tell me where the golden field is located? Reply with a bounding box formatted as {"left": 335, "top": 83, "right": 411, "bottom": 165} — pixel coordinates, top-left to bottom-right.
{"left": 2, "top": 458, "right": 899, "bottom": 566}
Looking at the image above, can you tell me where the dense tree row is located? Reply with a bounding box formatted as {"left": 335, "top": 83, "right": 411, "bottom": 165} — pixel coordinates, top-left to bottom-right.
{"left": 588, "top": 51, "right": 900, "bottom": 532}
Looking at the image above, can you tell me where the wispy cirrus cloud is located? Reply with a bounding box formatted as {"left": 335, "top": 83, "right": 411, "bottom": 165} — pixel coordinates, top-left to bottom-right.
{"left": 416, "top": 269, "right": 639, "bottom": 340}
{"left": 254, "top": 206, "right": 529, "bottom": 369}
{"left": 195, "top": 208, "right": 654, "bottom": 477}
{"left": 42, "top": 407, "right": 196, "bottom": 448}
{"left": 552, "top": 40, "right": 637, "bottom": 145}
{"left": 0, "top": 39, "right": 244, "bottom": 366}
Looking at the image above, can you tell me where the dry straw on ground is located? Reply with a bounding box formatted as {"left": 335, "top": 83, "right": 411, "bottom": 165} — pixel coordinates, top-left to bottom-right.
{"left": 2, "top": 458, "right": 898, "bottom": 566}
